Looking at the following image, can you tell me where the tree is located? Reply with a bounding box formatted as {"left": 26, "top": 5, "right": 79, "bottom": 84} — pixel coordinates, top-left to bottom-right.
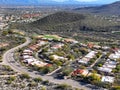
{"left": 80, "top": 65, "right": 86, "bottom": 69}
{"left": 98, "top": 63, "right": 102, "bottom": 67}
{"left": 28, "top": 81, "right": 37, "bottom": 87}
{"left": 62, "top": 67, "right": 73, "bottom": 76}
{"left": 98, "top": 82, "right": 111, "bottom": 89}
{"left": 2, "top": 31, "right": 8, "bottom": 35}
{"left": 55, "top": 51, "right": 65, "bottom": 56}
{"left": 42, "top": 80, "right": 49, "bottom": 85}
{"left": 54, "top": 60, "right": 62, "bottom": 66}
{"left": 0, "top": 47, "right": 7, "bottom": 52}
{"left": 49, "top": 55, "right": 55, "bottom": 61}
{"left": 112, "top": 86, "right": 120, "bottom": 90}
{"left": 3, "top": 65, "right": 12, "bottom": 71}
{"left": 41, "top": 86, "right": 46, "bottom": 90}
{"left": 0, "top": 56, "right": 2, "bottom": 62}
{"left": 34, "top": 77, "right": 43, "bottom": 82}
{"left": 17, "top": 48, "right": 24, "bottom": 53}
{"left": 80, "top": 47, "right": 88, "bottom": 55}
{"left": 87, "top": 73, "right": 101, "bottom": 85}
{"left": 67, "top": 54, "right": 75, "bottom": 60}
{"left": 9, "top": 76, "right": 16, "bottom": 81}
{"left": 96, "top": 52, "right": 101, "bottom": 58}
{"left": 42, "top": 66, "right": 54, "bottom": 74}
{"left": 21, "top": 73, "right": 30, "bottom": 79}
{"left": 115, "top": 65, "right": 120, "bottom": 72}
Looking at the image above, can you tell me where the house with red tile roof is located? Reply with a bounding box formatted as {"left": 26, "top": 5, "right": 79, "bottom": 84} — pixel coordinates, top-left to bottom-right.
{"left": 72, "top": 69, "right": 89, "bottom": 76}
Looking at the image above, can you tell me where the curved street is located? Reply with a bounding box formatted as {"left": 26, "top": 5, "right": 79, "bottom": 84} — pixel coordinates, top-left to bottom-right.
{"left": 2, "top": 37, "right": 91, "bottom": 90}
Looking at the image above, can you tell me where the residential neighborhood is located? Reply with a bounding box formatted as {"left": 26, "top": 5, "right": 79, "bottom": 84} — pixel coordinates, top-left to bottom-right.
{"left": 12, "top": 34, "right": 120, "bottom": 89}
{"left": 0, "top": 1, "right": 120, "bottom": 89}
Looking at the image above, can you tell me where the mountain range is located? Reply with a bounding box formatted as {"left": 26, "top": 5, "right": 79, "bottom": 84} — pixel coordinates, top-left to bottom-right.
{"left": 74, "top": 1, "right": 120, "bottom": 15}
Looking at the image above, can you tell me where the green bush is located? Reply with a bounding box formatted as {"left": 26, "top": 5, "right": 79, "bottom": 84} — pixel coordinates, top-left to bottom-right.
{"left": 34, "top": 77, "right": 43, "bottom": 82}
{"left": 9, "top": 76, "right": 16, "bottom": 81}
{"left": 21, "top": 73, "right": 30, "bottom": 79}
{"left": 56, "top": 84, "right": 72, "bottom": 90}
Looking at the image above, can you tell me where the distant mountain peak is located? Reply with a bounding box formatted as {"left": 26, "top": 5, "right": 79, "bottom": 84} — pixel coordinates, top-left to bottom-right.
{"left": 74, "top": 1, "right": 120, "bottom": 15}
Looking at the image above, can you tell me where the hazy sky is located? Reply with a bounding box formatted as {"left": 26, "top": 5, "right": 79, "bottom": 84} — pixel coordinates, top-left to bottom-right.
{"left": 0, "top": 0, "right": 119, "bottom": 5}
{"left": 43, "top": 0, "right": 119, "bottom": 3}
{"left": 52, "top": 0, "right": 100, "bottom": 2}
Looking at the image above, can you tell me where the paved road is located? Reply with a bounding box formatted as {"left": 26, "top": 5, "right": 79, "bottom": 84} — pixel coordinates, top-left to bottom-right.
{"left": 2, "top": 37, "right": 91, "bottom": 90}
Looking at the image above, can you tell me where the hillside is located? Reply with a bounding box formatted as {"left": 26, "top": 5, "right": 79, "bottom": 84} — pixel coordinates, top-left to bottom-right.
{"left": 25, "top": 11, "right": 89, "bottom": 33}
{"left": 32, "top": 11, "right": 85, "bottom": 25}
{"left": 74, "top": 1, "right": 120, "bottom": 15}
{"left": 10, "top": 11, "right": 120, "bottom": 43}
{"left": 26, "top": 11, "right": 120, "bottom": 32}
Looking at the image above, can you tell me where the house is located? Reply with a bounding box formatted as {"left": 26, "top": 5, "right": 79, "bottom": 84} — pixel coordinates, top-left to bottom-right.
{"left": 24, "top": 57, "right": 38, "bottom": 64}
{"left": 107, "top": 60, "right": 117, "bottom": 65}
{"left": 22, "top": 49, "right": 33, "bottom": 56}
{"left": 45, "top": 64, "right": 52, "bottom": 67}
{"left": 23, "top": 49, "right": 33, "bottom": 53}
{"left": 22, "top": 52, "right": 32, "bottom": 55}
{"left": 72, "top": 69, "right": 89, "bottom": 76}
{"left": 98, "top": 67, "right": 112, "bottom": 73}
{"left": 0, "top": 16, "right": 3, "bottom": 21}
{"left": 78, "top": 57, "right": 90, "bottom": 64}
{"left": 109, "top": 49, "right": 120, "bottom": 60}
{"left": 78, "top": 59, "right": 88, "bottom": 64}
{"left": 37, "top": 40, "right": 47, "bottom": 46}
{"left": 64, "top": 38, "right": 78, "bottom": 44}
{"left": 85, "top": 51, "right": 97, "bottom": 58}
{"left": 22, "top": 49, "right": 48, "bottom": 67}
{"left": 0, "top": 43, "right": 9, "bottom": 48}
{"left": 80, "top": 43, "right": 87, "bottom": 47}
{"left": 78, "top": 51, "right": 97, "bottom": 64}
{"left": 93, "top": 45, "right": 101, "bottom": 49}
{"left": 24, "top": 58, "right": 34, "bottom": 64}
{"left": 51, "top": 43, "right": 64, "bottom": 50}
{"left": 22, "top": 55, "right": 32, "bottom": 59}
{"left": 102, "top": 46, "right": 110, "bottom": 50}
{"left": 111, "top": 48, "right": 119, "bottom": 52}
{"left": 98, "top": 59, "right": 117, "bottom": 73}
{"left": 0, "top": 23, "right": 7, "bottom": 29}
{"left": 103, "top": 64, "right": 116, "bottom": 68}
{"left": 87, "top": 43, "right": 94, "bottom": 48}
{"left": 51, "top": 55, "right": 67, "bottom": 60}
{"left": 101, "top": 76, "right": 114, "bottom": 83}
{"left": 28, "top": 44, "right": 39, "bottom": 51}
{"left": 31, "top": 61, "right": 47, "bottom": 67}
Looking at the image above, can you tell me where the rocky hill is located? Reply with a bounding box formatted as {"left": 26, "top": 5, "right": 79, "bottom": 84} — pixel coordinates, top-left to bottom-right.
{"left": 10, "top": 11, "right": 120, "bottom": 42}
{"left": 13, "top": 11, "right": 120, "bottom": 32}
{"left": 27, "top": 11, "right": 120, "bottom": 33}
{"left": 32, "top": 11, "right": 85, "bottom": 26}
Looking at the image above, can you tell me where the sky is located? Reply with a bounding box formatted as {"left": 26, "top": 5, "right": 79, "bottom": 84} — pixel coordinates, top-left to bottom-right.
{"left": 52, "top": 0, "right": 102, "bottom": 2}
{"left": 42, "top": 0, "right": 119, "bottom": 3}
{"left": 0, "top": 0, "right": 119, "bottom": 5}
